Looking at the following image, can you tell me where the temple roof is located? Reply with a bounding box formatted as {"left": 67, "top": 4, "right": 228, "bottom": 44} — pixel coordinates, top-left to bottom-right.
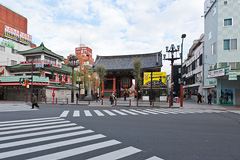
{"left": 18, "top": 42, "right": 64, "bottom": 61}
{"left": 93, "top": 52, "right": 162, "bottom": 71}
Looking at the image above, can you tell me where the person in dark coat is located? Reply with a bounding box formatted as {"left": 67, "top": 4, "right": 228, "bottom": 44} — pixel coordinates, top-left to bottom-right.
{"left": 137, "top": 91, "right": 141, "bottom": 100}
{"left": 76, "top": 92, "right": 79, "bottom": 100}
{"left": 32, "top": 93, "right": 39, "bottom": 109}
{"left": 124, "top": 91, "right": 127, "bottom": 101}
{"left": 208, "top": 93, "right": 212, "bottom": 105}
{"left": 110, "top": 92, "right": 115, "bottom": 105}
{"left": 197, "top": 93, "right": 202, "bottom": 104}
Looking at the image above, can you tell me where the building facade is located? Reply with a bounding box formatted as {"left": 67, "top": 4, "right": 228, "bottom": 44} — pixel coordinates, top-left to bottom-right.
{"left": 183, "top": 34, "right": 204, "bottom": 102}
{"left": 203, "top": 0, "right": 240, "bottom": 105}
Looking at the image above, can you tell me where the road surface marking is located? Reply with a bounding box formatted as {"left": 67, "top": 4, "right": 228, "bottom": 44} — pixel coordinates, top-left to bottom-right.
{"left": 0, "top": 117, "right": 59, "bottom": 124}
{"left": 111, "top": 109, "right": 128, "bottom": 115}
{"left": 0, "top": 129, "right": 94, "bottom": 149}
{"left": 73, "top": 110, "right": 80, "bottom": 117}
{"left": 146, "top": 156, "right": 165, "bottom": 160}
{"left": 27, "top": 140, "right": 121, "bottom": 160}
{"left": 120, "top": 109, "right": 138, "bottom": 115}
{"left": 60, "top": 110, "right": 69, "bottom": 117}
{"left": 103, "top": 110, "right": 117, "bottom": 116}
{"left": 0, "top": 120, "right": 70, "bottom": 131}
{"left": 129, "top": 109, "right": 149, "bottom": 115}
{"left": 87, "top": 146, "right": 141, "bottom": 160}
{"left": 0, "top": 126, "right": 84, "bottom": 142}
{"left": 0, "top": 123, "right": 76, "bottom": 136}
{"left": 94, "top": 110, "right": 105, "bottom": 116}
{"left": 0, "top": 134, "right": 106, "bottom": 159}
{"left": 84, "top": 110, "right": 93, "bottom": 116}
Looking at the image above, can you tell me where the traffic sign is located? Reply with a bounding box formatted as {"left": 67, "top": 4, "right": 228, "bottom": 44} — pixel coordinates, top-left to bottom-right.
{"left": 35, "top": 63, "right": 44, "bottom": 68}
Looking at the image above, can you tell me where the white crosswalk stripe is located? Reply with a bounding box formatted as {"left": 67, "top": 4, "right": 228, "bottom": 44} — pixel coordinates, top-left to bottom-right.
{"left": 86, "top": 146, "right": 141, "bottom": 160}
{"left": 59, "top": 109, "right": 228, "bottom": 117}
{"left": 85, "top": 110, "right": 93, "bottom": 116}
{"left": 73, "top": 110, "right": 80, "bottom": 117}
{"left": 146, "top": 156, "right": 165, "bottom": 160}
{"left": 60, "top": 110, "right": 69, "bottom": 117}
{"left": 0, "top": 117, "right": 163, "bottom": 160}
{"left": 229, "top": 110, "right": 240, "bottom": 114}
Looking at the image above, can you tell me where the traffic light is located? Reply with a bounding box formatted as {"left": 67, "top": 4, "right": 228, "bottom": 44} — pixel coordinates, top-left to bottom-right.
{"left": 22, "top": 79, "right": 28, "bottom": 87}
{"left": 44, "top": 64, "right": 52, "bottom": 67}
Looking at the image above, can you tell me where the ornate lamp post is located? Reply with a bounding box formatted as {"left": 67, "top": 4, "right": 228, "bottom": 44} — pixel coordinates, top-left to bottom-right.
{"left": 163, "top": 44, "right": 180, "bottom": 107}
{"left": 180, "top": 34, "right": 186, "bottom": 107}
{"left": 67, "top": 55, "right": 79, "bottom": 103}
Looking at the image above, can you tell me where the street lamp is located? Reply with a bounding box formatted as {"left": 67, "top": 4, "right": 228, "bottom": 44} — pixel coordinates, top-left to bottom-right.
{"left": 67, "top": 55, "right": 79, "bottom": 103}
{"left": 180, "top": 34, "right": 186, "bottom": 108}
{"left": 163, "top": 44, "right": 180, "bottom": 107}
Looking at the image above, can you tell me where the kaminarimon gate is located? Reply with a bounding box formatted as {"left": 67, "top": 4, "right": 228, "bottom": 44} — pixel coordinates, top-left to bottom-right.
{"left": 92, "top": 52, "right": 163, "bottom": 99}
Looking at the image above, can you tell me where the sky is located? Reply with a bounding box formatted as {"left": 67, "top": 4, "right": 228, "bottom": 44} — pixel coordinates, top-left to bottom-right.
{"left": 1, "top": 0, "right": 205, "bottom": 74}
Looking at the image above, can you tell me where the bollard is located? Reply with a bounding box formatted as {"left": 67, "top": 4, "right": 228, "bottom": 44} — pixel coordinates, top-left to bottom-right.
{"left": 45, "top": 98, "right": 47, "bottom": 103}
{"left": 129, "top": 99, "right": 131, "bottom": 107}
{"left": 137, "top": 100, "right": 138, "bottom": 106}
{"left": 88, "top": 99, "right": 90, "bottom": 105}
{"left": 56, "top": 98, "right": 57, "bottom": 104}
{"left": 76, "top": 98, "right": 78, "bottom": 104}
{"left": 115, "top": 99, "right": 117, "bottom": 105}
{"left": 153, "top": 100, "right": 154, "bottom": 106}
{"left": 101, "top": 99, "right": 103, "bottom": 105}
{"left": 67, "top": 98, "right": 68, "bottom": 104}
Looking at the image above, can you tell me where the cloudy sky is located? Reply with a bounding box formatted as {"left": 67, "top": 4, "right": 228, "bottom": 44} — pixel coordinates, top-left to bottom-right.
{"left": 1, "top": 0, "right": 205, "bottom": 74}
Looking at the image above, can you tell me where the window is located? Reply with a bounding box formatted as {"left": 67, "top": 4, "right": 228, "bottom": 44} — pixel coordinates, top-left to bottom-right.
{"left": 11, "top": 60, "right": 17, "bottom": 65}
{"left": 211, "top": 43, "right": 216, "bottom": 55}
{"left": 224, "top": 18, "right": 232, "bottom": 26}
{"left": 12, "top": 48, "right": 18, "bottom": 54}
{"left": 224, "top": 39, "right": 237, "bottom": 50}
{"left": 208, "top": 31, "right": 212, "bottom": 40}
{"left": 224, "top": 1, "right": 227, "bottom": 5}
{"left": 178, "top": 68, "right": 181, "bottom": 74}
{"left": 0, "top": 45, "right": 5, "bottom": 52}
{"left": 212, "top": 6, "right": 216, "bottom": 16}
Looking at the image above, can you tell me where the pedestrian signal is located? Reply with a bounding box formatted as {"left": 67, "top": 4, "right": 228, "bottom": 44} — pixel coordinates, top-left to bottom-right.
{"left": 159, "top": 77, "right": 162, "bottom": 84}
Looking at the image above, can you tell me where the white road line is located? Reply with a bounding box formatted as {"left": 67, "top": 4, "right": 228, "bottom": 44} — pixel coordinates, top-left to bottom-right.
{"left": 0, "top": 120, "right": 71, "bottom": 131}
{"left": 0, "top": 130, "right": 94, "bottom": 149}
{"left": 140, "top": 109, "right": 159, "bottom": 114}
{"left": 0, "top": 134, "right": 106, "bottom": 159}
{"left": 111, "top": 110, "right": 128, "bottom": 115}
{"left": 0, "top": 118, "right": 64, "bottom": 127}
{"left": 103, "top": 110, "right": 116, "bottom": 116}
{"left": 60, "top": 110, "right": 69, "bottom": 117}
{"left": 0, "top": 117, "right": 59, "bottom": 124}
{"left": 27, "top": 140, "right": 121, "bottom": 160}
{"left": 129, "top": 109, "right": 149, "bottom": 115}
{"left": 0, "top": 126, "right": 84, "bottom": 142}
{"left": 73, "top": 110, "right": 80, "bottom": 117}
{"left": 87, "top": 146, "right": 141, "bottom": 160}
{"left": 94, "top": 110, "right": 105, "bottom": 116}
{"left": 146, "top": 156, "right": 164, "bottom": 160}
{"left": 84, "top": 110, "right": 93, "bottom": 116}
{"left": 0, "top": 123, "right": 76, "bottom": 136}
{"left": 120, "top": 109, "right": 138, "bottom": 115}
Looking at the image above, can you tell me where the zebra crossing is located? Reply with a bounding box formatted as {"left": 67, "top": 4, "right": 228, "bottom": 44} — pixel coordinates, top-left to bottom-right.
{"left": 59, "top": 108, "right": 227, "bottom": 118}
{"left": 0, "top": 117, "right": 162, "bottom": 160}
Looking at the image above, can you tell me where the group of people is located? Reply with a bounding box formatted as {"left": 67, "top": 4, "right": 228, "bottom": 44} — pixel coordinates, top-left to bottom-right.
{"left": 197, "top": 93, "right": 212, "bottom": 105}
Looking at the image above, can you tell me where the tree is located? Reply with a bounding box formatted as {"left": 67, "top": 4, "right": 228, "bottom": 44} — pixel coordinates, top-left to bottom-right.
{"left": 133, "top": 57, "right": 142, "bottom": 92}
{"left": 96, "top": 65, "right": 106, "bottom": 98}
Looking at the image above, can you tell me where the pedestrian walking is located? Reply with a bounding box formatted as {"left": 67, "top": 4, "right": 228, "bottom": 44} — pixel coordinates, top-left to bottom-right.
{"left": 137, "top": 91, "right": 141, "bottom": 100}
{"left": 76, "top": 92, "right": 79, "bottom": 101}
{"left": 32, "top": 93, "right": 39, "bottom": 109}
{"left": 124, "top": 91, "right": 127, "bottom": 101}
{"left": 110, "top": 92, "right": 115, "bottom": 105}
{"left": 208, "top": 93, "right": 212, "bottom": 105}
{"left": 96, "top": 92, "right": 100, "bottom": 102}
{"left": 197, "top": 93, "right": 202, "bottom": 104}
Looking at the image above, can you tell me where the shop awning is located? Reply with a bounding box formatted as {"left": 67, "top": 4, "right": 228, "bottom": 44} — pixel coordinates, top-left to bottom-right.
{"left": 183, "top": 83, "right": 200, "bottom": 89}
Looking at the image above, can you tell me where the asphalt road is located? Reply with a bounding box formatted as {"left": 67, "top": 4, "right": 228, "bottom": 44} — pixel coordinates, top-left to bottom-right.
{"left": 0, "top": 104, "right": 240, "bottom": 160}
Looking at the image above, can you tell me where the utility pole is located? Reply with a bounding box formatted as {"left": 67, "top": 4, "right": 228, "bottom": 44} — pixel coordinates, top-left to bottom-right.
{"left": 180, "top": 34, "right": 186, "bottom": 108}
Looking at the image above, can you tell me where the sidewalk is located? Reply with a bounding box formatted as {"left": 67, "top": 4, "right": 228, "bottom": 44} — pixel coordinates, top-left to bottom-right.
{"left": 0, "top": 101, "right": 33, "bottom": 112}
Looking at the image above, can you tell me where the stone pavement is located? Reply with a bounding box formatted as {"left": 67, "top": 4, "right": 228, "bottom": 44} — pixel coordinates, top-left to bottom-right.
{"left": 0, "top": 98, "right": 240, "bottom": 112}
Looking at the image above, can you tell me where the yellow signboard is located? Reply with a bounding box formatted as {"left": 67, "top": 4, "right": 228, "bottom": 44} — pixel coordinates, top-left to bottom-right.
{"left": 143, "top": 72, "right": 166, "bottom": 86}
